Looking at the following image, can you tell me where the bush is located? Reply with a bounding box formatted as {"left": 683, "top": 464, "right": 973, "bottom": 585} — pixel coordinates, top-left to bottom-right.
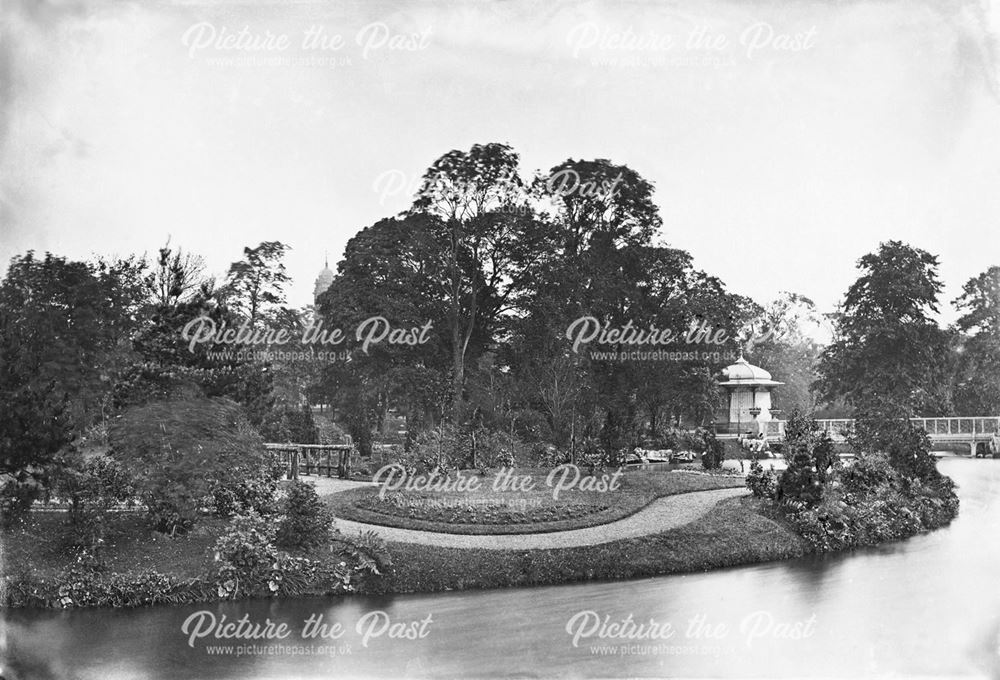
{"left": 50, "top": 455, "right": 136, "bottom": 553}
{"left": 532, "top": 443, "right": 566, "bottom": 467}
{"left": 471, "top": 428, "right": 517, "bottom": 470}
{"left": 850, "top": 412, "right": 939, "bottom": 481}
{"left": 777, "top": 410, "right": 835, "bottom": 505}
{"left": 211, "top": 450, "right": 285, "bottom": 518}
{"left": 212, "top": 510, "right": 355, "bottom": 599}
{"left": 403, "top": 424, "right": 519, "bottom": 472}
{"left": 276, "top": 481, "right": 335, "bottom": 551}
{"left": 336, "top": 529, "right": 392, "bottom": 580}
{"left": 840, "top": 452, "right": 895, "bottom": 499}
{"left": 746, "top": 461, "right": 778, "bottom": 499}
{"left": 212, "top": 512, "right": 285, "bottom": 598}
{"left": 778, "top": 448, "right": 959, "bottom": 552}
{"left": 110, "top": 396, "right": 269, "bottom": 534}
{"left": 690, "top": 428, "right": 724, "bottom": 469}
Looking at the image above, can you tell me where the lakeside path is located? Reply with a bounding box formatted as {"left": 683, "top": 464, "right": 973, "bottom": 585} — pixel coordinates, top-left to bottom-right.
{"left": 308, "top": 477, "right": 747, "bottom": 550}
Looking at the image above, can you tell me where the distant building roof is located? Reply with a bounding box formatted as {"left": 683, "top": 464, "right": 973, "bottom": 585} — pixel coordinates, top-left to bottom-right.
{"left": 313, "top": 258, "right": 334, "bottom": 300}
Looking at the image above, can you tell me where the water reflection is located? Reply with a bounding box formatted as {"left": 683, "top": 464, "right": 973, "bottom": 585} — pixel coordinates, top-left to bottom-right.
{"left": 3, "top": 459, "right": 1000, "bottom": 679}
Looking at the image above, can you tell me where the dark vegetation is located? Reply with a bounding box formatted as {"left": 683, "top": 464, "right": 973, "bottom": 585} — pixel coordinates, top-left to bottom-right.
{"left": 2, "top": 145, "right": 991, "bottom": 608}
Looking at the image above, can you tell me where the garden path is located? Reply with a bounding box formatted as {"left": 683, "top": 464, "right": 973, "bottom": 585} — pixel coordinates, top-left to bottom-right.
{"left": 316, "top": 483, "right": 747, "bottom": 550}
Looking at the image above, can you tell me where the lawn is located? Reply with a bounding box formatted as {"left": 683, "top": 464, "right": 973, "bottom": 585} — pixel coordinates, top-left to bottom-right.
{"left": 326, "top": 467, "right": 746, "bottom": 535}
{"left": 0, "top": 511, "right": 225, "bottom": 581}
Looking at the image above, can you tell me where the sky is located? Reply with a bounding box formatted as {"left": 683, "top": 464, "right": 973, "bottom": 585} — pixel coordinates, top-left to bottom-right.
{"left": 1, "top": 0, "right": 998, "bottom": 323}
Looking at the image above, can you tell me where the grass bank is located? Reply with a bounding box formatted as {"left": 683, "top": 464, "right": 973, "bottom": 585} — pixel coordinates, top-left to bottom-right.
{"left": 328, "top": 468, "right": 745, "bottom": 535}
{"left": 2, "top": 487, "right": 809, "bottom": 608}
{"left": 370, "top": 495, "right": 811, "bottom": 593}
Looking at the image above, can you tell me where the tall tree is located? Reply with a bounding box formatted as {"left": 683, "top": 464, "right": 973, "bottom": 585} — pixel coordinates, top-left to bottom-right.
{"left": 223, "top": 241, "right": 291, "bottom": 328}
{"left": 411, "top": 143, "right": 553, "bottom": 418}
{"left": 515, "top": 158, "right": 749, "bottom": 460}
{"left": 149, "top": 240, "right": 206, "bottom": 307}
{"left": 746, "top": 292, "right": 826, "bottom": 415}
{"left": 0, "top": 253, "right": 146, "bottom": 518}
{"left": 952, "top": 266, "right": 1000, "bottom": 415}
{"left": 816, "top": 241, "right": 952, "bottom": 417}
{"left": 314, "top": 216, "right": 454, "bottom": 452}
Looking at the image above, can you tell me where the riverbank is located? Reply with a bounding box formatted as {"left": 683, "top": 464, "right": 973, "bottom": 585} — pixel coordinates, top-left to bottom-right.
{"left": 0, "top": 461, "right": 956, "bottom": 608}
{"left": 374, "top": 495, "right": 810, "bottom": 594}
{"left": 0, "top": 485, "right": 810, "bottom": 608}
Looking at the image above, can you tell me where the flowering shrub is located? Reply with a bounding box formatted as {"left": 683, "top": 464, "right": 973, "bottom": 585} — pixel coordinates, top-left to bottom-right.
{"left": 4, "top": 511, "right": 391, "bottom": 609}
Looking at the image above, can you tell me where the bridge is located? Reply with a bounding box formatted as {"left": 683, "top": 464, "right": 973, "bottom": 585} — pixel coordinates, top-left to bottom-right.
{"left": 265, "top": 442, "right": 354, "bottom": 479}
{"left": 716, "top": 417, "right": 1000, "bottom": 456}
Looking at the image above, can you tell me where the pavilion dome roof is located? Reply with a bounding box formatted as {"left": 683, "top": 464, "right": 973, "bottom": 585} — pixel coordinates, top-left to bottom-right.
{"left": 719, "top": 356, "right": 784, "bottom": 386}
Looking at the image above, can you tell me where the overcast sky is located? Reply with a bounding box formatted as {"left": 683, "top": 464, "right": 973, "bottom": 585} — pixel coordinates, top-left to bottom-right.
{"left": 1, "top": 0, "right": 998, "bottom": 322}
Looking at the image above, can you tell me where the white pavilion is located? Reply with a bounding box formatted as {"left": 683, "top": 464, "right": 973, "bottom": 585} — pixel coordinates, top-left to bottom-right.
{"left": 718, "top": 355, "right": 784, "bottom": 435}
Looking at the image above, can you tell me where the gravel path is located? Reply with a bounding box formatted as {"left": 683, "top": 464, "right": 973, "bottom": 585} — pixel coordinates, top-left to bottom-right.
{"left": 304, "top": 476, "right": 377, "bottom": 495}
{"left": 327, "top": 486, "right": 747, "bottom": 550}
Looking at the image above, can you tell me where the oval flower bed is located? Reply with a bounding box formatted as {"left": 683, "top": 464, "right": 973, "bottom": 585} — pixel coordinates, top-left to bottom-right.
{"left": 359, "top": 491, "right": 611, "bottom": 525}
{"left": 326, "top": 468, "right": 746, "bottom": 536}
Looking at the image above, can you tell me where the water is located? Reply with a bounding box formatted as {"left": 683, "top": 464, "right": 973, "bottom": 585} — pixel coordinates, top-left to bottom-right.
{"left": 4, "top": 457, "right": 1000, "bottom": 679}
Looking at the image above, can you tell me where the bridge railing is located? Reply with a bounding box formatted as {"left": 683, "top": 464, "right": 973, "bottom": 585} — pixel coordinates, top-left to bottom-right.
{"left": 265, "top": 440, "right": 354, "bottom": 479}
{"left": 909, "top": 418, "right": 999, "bottom": 436}
{"left": 714, "top": 417, "right": 1000, "bottom": 441}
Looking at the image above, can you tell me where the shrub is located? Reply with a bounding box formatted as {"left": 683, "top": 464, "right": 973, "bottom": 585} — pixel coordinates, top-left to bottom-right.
{"left": 746, "top": 461, "right": 778, "bottom": 499}
{"left": 50, "top": 455, "right": 136, "bottom": 553}
{"left": 777, "top": 410, "right": 835, "bottom": 505}
{"left": 471, "top": 428, "right": 517, "bottom": 470}
{"left": 109, "top": 396, "right": 269, "bottom": 534}
{"left": 275, "top": 481, "right": 335, "bottom": 551}
{"left": 211, "top": 450, "right": 284, "bottom": 517}
{"left": 778, "top": 446, "right": 959, "bottom": 552}
{"left": 401, "top": 424, "right": 524, "bottom": 473}
{"left": 691, "top": 428, "right": 724, "bottom": 469}
{"left": 839, "top": 452, "right": 895, "bottom": 499}
{"left": 850, "top": 412, "right": 939, "bottom": 481}
{"left": 212, "top": 509, "right": 358, "bottom": 599}
{"left": 211, "top": 512, "right": 281, "bottom": 598}
{"left": 533, "top": 443, "right": 566, "bottom": 467}
{"left": 336, "top": 529, "right": 392, "bottom": 580}
{"left": 404, "top": 424, "right": 463, "bottom": 472}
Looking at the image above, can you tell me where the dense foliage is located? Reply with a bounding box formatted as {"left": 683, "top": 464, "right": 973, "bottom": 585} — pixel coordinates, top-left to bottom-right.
{"left": 275, "top": 481, "right": 336, "bottom": 551}
{"left": 0, "top": 144, "right": 988, "bottom": 601}
{"left": 109, "top": 396, "right": 268, "bottom": 533}
{"left": 817, "top": 241, "right": 953, "bottom": 417}
{"left": 768, "top": 413, "right": 958, "bottom": 551}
